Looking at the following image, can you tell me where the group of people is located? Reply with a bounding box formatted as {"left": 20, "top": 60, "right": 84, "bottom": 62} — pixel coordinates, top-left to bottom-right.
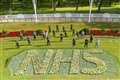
{"left": 15, "top": 25, "right": 100, "bottom": 48}
{"left": 84, "top": 35, "right": 100, "bottom": 48}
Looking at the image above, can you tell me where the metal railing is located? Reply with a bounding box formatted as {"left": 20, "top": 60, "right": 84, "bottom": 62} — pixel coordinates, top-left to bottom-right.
{"left": 0, "top": 13, "right": 120, "bottom": 22}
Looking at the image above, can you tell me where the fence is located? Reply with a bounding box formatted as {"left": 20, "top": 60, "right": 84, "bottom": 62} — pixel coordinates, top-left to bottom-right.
{"left": 0, "top": 13, "right": 120, "bottom": 22}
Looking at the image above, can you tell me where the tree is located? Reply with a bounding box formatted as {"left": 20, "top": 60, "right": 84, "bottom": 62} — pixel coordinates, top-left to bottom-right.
{"left": 75, "top": 0, "right": 79, "bottom": 11}
{"left": 53, "top": 0, "right": 56, "bottom": 12}
{"left": 95, "top": 0, "right": 119, "bottom": 12}
{"left": 98, "top": 0, "right": 103, "bottom": 12}
{"left": 57, "top": 0, "right": 63, "bottom": 7}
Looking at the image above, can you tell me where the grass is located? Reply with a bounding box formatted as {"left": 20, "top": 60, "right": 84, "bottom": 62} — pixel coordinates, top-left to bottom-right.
{"left": 0, "top": 22, "right": 120, "bottom": 80}
{"left": 0, "top": 22, "right": 120, "bottom": 32}
{"left": 0, "top": 4, "right": 120, "bottom": 14}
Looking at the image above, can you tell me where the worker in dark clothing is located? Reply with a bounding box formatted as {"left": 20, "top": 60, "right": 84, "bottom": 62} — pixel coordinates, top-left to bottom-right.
{"left": 72, "top": 38, "right": 76, "bottom": 46}
{"left": 27, "top": 37, "right": 32, "bottom": 46}
{"left": 60, "top": 33, "right": 63, "bottom": 42}
{"left": 76, "top": 31, "right": 79, "bottom": 38}
{"left": 84, "top": 38, "right": 89, "bottom": 48}
{"left": 70, "top": 24, "right": 73, "bottom": 31}
{"left": 56, "top": 25, "right": 59, "bottom": 32}
{"left": 63, "top": 26, "right": 65, "bottom": 32}
{"left": 90, "top": 34, "right": 93, "bottom": 43}
{"left": 72, "top": 29, "right": 75, "bottom": 36}
{"left": 52, "top": 30, "right": 56, "bottom": 37}
{"left": 47, "top": 37, "right": 50, "bottom": 46}
{"left": 48, "top": 25, "right": 51, "bottom": 32}
{"left": 64, "top": 30, "right": 67, "bottom": 37}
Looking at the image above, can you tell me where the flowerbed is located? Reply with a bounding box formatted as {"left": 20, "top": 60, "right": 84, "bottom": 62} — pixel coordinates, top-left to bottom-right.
{"left": 90, "top": 30, "right": 120, "bottom": 36}
{"left": 70, "top": 49, "right": 80, "bottom": 74}
{"left": 7, "top": 49, "right": 118, "bottom": 76}
{"left": 0, "top": 29, "right": 120, "bottom": 39}
{"left": 49, "top": 49, "right": 63, "bottom": 74}
{"left": 15, "top": 50, "right": 35, "bottom": 75}
{"left": 38, "top": 49, "right": 54, "bottom": 74}
{"left": 81, "top": 52, "right": 107, "bottom": 75}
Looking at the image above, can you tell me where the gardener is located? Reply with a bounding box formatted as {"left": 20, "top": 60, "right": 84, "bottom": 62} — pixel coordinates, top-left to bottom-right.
{"left": 81, "top": 30, "right": 85, "bottom": 37}
{"left": 63, "top": 26, "right": 65, "bottom": 32}
{"left": 16, "top": 38, "right": 20, "bottom": 48}
{"left": 43, "top": 32, "right": 45, "bottom": 40}
{"left": 43, "top": 30, "right": 48, "bottom": 39}
{"left": 36, "top": 30, "right": 42, "bottom": 36}
{"left": 45, "top": 30, "right": 49, "bottom": 39}
{"left": 72, "top": 29, "right": 75, "bottom": 36}
{"left": 27, "top": 37, "right": 32, "bottom": 46}
{"left": 60, "top": 33, "right": 63, "bottom": 42}
{"left": 95, "top": 38, "right": 100, "bottom": 47}
{"left": 84, "top": 38, "right": 89, "bottom": 48}
{"left": 76, "top": 31, "right": 79, "bottom": 38}
{"left": 2, "top": 29, "right": 8, "bottom": 37}
{"left": 32, "top": 31, "right": 37, "bottom": 39}
{"left": 90, "top": 34, "right": 93, "bottom": 43}
{"left": 72, "top": 38, "right": 76, "bottom": 46}
{"left": 19, "top": 31, "right": 24, "bottom": 41}
{"left": 70, "top": 24, "right": 73, "bottom": 31}
{"left": 47, "top": 37, "right": 50, "bottom": 46}
{"left": 52, "top": 30, "right": 56, "bottom": 37}
{"left": 56, "top": 25, "right": 59, "bottom": 32}
{"left": 64, "top": 30, "right": 67, "bottom": 37}
{"left": 48, "top": 25, "right": 51, "bottom": 33}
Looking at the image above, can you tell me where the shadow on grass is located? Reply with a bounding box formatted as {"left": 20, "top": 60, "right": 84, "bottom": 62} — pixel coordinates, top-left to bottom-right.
{"left": 35, "top": 44, "right": 47, "bottom": 47}
{"left": 5, "top": 47, "right": 18, "bottom": 50}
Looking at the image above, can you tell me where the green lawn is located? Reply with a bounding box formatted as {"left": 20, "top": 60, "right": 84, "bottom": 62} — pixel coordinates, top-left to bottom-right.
{"left": 0, "top": 4, "right": 120, "bottom": 14}
{"left": 0, "top": 22, "right": 120, "bottom": 32}
{"left": 0, "top": 22, "right": 120, "bottom": 80}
